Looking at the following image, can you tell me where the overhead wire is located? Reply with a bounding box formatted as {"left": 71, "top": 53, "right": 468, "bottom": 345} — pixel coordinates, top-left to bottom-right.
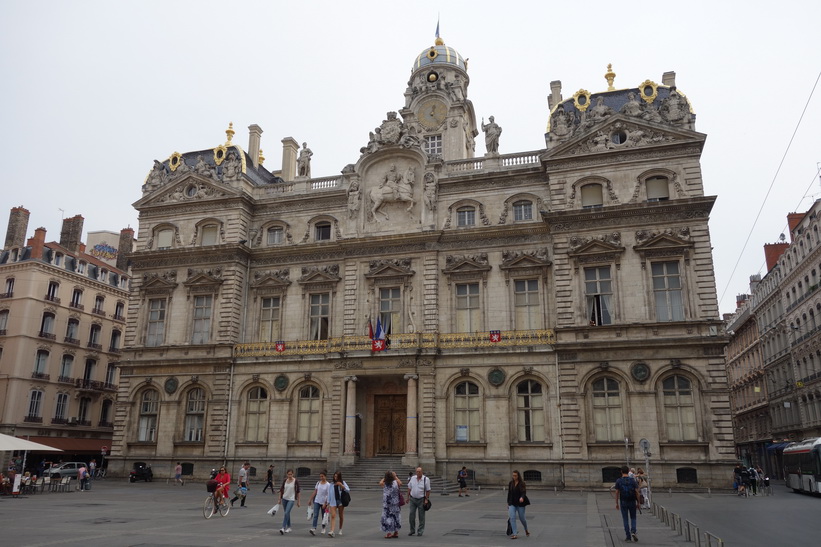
{"left": 718, "top": 70, "right": 821, "bottom": 310}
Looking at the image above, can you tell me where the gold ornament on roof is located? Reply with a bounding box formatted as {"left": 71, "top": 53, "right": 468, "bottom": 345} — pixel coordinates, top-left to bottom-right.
{"left": 213, "top": 144, "right": 228, "bottom": 166}
{"left": 435, "top": 36, "right": 444, "bottom": 46}
{"left": 225, "top": 122, "right": 235, "bottom": 144}
{"left": 168, "top": 151, "right": 183, "bottom": 172}
{"left": 605, "top": 64, "right": 616, "bottom": 91}
{"left": 572, "top": 89, "right": 592, "bottom": 112}
{"left": 258, "top": 149, "right": 265, "bottom": 166}
{"left": 638, "top": 80, "right": 658, "bottom": 104}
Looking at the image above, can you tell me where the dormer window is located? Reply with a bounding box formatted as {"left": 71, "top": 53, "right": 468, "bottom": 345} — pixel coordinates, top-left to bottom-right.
{"left": 77, "top": 261, "right": 86, "bottom": 274}
{"left": 646, "top": 176, "right": 670, "bottom": 202}
{"left": 315, "top": 222, "right": 331, "bottom": 241}
{"left": 581, "top": 184, "right": 603, "bottom": 208}
{"left": 457, "top": 206, "right": 475, "bottom": 227}
{"left": 513, "top": 200, "right": 533, "bottom": 221}
{"left": 201, "top": 225, "right": 218, "bottom": 246}
{"left": 54, "top": 253, "right": 63, "bottom": 266}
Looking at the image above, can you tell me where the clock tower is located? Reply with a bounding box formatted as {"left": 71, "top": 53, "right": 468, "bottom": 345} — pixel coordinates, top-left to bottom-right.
{"left": 400, "top": 35, "right": 478, "bottom": 161}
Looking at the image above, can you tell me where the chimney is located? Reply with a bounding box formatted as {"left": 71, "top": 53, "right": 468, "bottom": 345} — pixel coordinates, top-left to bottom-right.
{"left": 248, "top": 124, "right": 263, "bottom": 169}
{"left": 736, "top": 294, "right": 749, "bottom": 310}
{"left": 787, "top": 212, "right": 805, "bottom": 240}
{"left": 4, "top": 206, "right": 30, "bottom": 250}
{"left": 27, "top": 227, "right": 47, "bottom": 260}
{"left": 59, "top": 215, "right": 84, "bottom": 252}
{"left": 548, "top": 80, "right": 562, "bottom": 110}
{"left": 764, "top": 242, "right": 789, "bottom": 271}
{"left": 117, "top": 227, "right": 134, "bottom": 271}
{"left": 662, "top": 71, "right": 676, "bottom": 87}
{"left": 281, "top": 137, "right": 299, "bottom": 182}
{"left": 749, "top": 274, "right": 761, "bottom": 294}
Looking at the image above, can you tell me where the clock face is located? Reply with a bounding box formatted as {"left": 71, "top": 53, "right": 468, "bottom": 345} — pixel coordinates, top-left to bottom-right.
{"left": 418, "top": 99, "right": 447, "bottom": 130}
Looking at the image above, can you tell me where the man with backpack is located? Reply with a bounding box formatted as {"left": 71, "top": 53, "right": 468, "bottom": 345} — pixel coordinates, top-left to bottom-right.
{"left": 614, "top": 465, "right": 640, "bottom": 542}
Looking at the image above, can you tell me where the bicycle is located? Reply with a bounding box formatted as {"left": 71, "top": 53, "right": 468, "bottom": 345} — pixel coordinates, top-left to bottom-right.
{"left": 93, "top": 468, "right": 107, "bottom": 480}
{"left": 203, "top": 492, "right": 230, "bottom": 519}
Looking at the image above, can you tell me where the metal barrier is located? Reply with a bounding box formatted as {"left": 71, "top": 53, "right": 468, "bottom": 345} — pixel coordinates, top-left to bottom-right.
{"left": 652, "top": 502, "right": 722, "bottom": 545}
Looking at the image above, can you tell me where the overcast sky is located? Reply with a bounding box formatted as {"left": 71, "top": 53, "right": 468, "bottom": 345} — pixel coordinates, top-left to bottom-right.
{"left": 2, "top": 0, "right": 819, "bottom": 315}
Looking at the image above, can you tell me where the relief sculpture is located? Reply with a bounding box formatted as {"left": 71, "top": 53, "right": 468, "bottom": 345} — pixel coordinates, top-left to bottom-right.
{"left": 369, "top": 163, "right": 415, "bottom": 221}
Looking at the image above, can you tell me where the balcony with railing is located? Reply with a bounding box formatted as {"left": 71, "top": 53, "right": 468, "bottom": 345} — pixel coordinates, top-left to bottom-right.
{"left": 23, "top": 415, "right": 43, "bottom": 423}
{"left": 113, "top": 313, "right": 125, "bottom": 322}
{"left": 235, "top": 329, "right": 555, "bottom": 358}
{"left": 108, "top": 345, "right": 122, "bottom": 354}
{"left": 69, "top": 302, "right": 84, "bottom": 310}
{"left": 31, "top": 371, "right": 50, "bottom": 381}
{"left": 64, "top": 336, "right": 80, "bottom": 345}
{"left": 0, "top": 292, "right": 12, "bottom": 298}
{"left": 87, "top": 342, "right": 103, "bottom": 351}
{"left": 75, "top": 378, "right": 105, "bottom": 391}
{"left": 44, "top": 294, "right": 61, "bottom": 304}
{"left": 78, "top": 419, "right": 92, "bottom": 427}
{"left": 0, "top": 329, "right": 6, "bottom": 336}
{"left": 51, "top": 417, "right": 68, "bottom": 425}
{"left": 91, "top": 307, "right": 106, "bottom": 317}
{"left": 57, "top": 375, "right": 74, "bottom": 384}
{"left": 98, "top": 420, "right": 114, "bottom": 428}
{"left": 38, "top": 330, "right": 56, "bottom": 340}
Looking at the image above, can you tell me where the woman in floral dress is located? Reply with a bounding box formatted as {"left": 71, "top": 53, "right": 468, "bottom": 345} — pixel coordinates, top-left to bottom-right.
{"left": 379, "top": 470, "right": 402, "bottom": 538}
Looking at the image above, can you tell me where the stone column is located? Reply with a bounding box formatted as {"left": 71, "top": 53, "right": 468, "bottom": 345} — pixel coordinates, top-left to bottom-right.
{"left": 404, "top": 374, "right": 419, "bottom": 462}
{"left": 342, "top": 376, "right": 358, "bottom": 464}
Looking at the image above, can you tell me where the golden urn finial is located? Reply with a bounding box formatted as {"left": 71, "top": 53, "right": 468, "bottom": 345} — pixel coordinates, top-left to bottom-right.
{"left": 258, "top": 149, "right": 265, "bottom": 166}
{"left": 434, "top": 36, "right": 444, "bottom": 46}
{"left": 605, "top": 64, "right": 616, "bottom": 91}
{"left": 225, "top": 122, "right": 235, "bottom": 144}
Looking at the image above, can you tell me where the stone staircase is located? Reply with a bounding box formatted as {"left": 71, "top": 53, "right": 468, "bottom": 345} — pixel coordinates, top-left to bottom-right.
{"left": 336, "top": 456, "right": 460, "bottom": 494}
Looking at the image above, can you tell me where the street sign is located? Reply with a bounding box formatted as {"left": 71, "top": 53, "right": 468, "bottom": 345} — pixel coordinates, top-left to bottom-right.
{"left": 101, "top": 445, "right": 108, "bottom": 456}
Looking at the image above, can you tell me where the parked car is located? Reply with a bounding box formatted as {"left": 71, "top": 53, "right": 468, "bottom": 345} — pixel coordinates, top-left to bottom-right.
{"left": 46, "top": 462, "right": 87, "bottom": 479}
{"left": 129, "top": 462, "right": 153, "bottom": 483}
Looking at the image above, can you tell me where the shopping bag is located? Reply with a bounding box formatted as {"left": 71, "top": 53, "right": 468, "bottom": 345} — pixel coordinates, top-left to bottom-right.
{"left": 307, "top": 506, "right": 314, "bottom": 520}
{"left": 321, "top": 509, "right": 329, "bottom": 526}
{"left": 267, "top": 504, "right": 280, "bottom": 516}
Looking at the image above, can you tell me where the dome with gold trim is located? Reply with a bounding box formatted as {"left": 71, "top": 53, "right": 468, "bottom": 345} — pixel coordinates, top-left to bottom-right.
{"left": 413, "top": 37, "right": 467, "bottom": 73}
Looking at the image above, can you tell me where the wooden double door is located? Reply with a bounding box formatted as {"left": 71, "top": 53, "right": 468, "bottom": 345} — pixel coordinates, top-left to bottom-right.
{"left": 374, "top": 395, "right": 406, "bottom": 455}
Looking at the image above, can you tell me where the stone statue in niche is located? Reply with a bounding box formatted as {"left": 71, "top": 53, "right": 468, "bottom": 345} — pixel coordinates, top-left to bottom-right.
{"left": 297, "top": 142, "right": 313, "bottom": 178}
{"left": 194, "top": 155, "right": 214, "bottom": 178}
{"left": 481, "top": 115, "right": 502, "bottom": 154}
{"left": 347, "top": 180, "right": 361, "bottom": 219}
{"left": 222, "top": 151, "right": 241, "bottom": 181}
{"left": 369, "top": 163, "right": 415, "bottom": 221}
{"left": 423, "top": 172, "right": 437, "bottom": 212}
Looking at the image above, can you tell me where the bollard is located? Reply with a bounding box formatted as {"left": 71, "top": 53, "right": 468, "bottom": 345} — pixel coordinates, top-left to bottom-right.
{"left": 554, "top": 486, "right": 558, "bottom": 496}
{"left": 668, "top": 487, "right": 672, "bottom": 497}
{"left": 707, "top": 487, "right": 711, "bottom": 498}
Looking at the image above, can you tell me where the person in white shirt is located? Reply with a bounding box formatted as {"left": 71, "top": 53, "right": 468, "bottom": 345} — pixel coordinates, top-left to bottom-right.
{"left": 406, "top": 467, "right": 431, "bottom": 537}
{"left": 308, "top": 471, "right": 331, "bottom": 535}
{"left": 278, "top": 469, "right": 301, "bottom": 534}
{"left": 230, "top": 462, "right": 250, "bottom": 507}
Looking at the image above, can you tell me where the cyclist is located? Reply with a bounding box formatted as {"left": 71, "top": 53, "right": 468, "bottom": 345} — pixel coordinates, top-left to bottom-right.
{"left": 214, "top": 466, "right": 231, "bottom": 506}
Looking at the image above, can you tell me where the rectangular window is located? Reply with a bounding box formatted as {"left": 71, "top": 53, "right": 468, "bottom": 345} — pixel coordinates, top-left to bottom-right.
{"left": 78, "top": 397, "right": 91, "bottom": 422}
{"left": 192, "top": 295, "right": 213, "bottom": 344}
{"left": 652, "top": 261, "right": 684, "bottom": 321}
{"left": 156, "top": 229, "right": 173, "bottom": 250}
{"left": 581, "top": 184, "right": 604, "bottom": 208}
{"left": 259, "top": 296, "right": 281, "bottom": 342}
{"left": 201, "top": 225, "right": 218, "bottom": 246}
{"left": 309, "top": 293, "right": 330, "bottom": 340}
{"left": 60, "top": 355, "right": 73, "bottom": 379}
{"left": 514, "top": 279, "right": 541, "bottom": 330}
{"left": 267, "top": 227, "right": 283, "bottom": 245}
{"left": 71, "top": 289, "right": 83, "bottom": 308}
{"left": 106, "top": 363, "right": 117, "bottom": 385}
{"left": 457, "top": 207, "right": 475, "bottom": 227}
{"left": 88, "top": 324, "right": 101, "bottom": 346}
{"left": 65, "top": 319, "right": 79, "bottom": 342}
{"left": 146, "top": 298, "right": 166, "bottom": 347}
{"left": 585, "top": 266, "right": 612, "bottom": 325}
{"left": 5, "top": 278, "right": 14, "bottom": 296}
{"left": 513, "top": 201, "right": 533, "bottom": 221}
{"left": 55, "top": 393, "right": 69, "bottom": 420}
{"left": 424, "top": 135, "right": 443, "bottom": 156}
{"left": 83, "top": 359, "right": 96, "bottom": 381}
{"left": 646, "top": 176, "right": 670, "bottom": 201}
{"left": 46, "top": 281, "right": 59, "bottom": 301}
{"left": 379, "top": 287, "right": 401, "bottom": 335}
{"left": 28, "top": 391, "right": 43, "bottom": 418}
{"left": 454, "top": 382, "right": 480, "bottom": 441}
{"left": 315, "top": 223, "right": 331, "bottom": 241}
{"left": 34, "top": 350, "right": 49, "bottom": 374}
{"left": 455, "top": 283, "right": 480, "bottom": 332}
{"left": 298, "top": 387, "right": 320, "bottom": 442}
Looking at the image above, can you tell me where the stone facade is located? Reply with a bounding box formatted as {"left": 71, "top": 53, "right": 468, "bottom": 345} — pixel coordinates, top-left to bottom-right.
{"left": 110, "top": 36, "right": 733, "bottom": 488}
{"left": 0, "top": 211, "right": 132, "bottom": 461}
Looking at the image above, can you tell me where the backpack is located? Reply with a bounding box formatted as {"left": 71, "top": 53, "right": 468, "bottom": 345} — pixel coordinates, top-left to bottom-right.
{"left": 617, "top": 477, "right": 637, "bottom": 502}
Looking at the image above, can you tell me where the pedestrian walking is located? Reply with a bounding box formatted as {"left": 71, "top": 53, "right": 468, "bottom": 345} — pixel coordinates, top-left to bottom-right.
{"left": 89, "top": 459, "right": 97, "bottom": 480}
{"left": 458, "top": 466, "right": 470, "bottom": 497}
{"left": 174, "top": 462, "right": 184, "bottom": 486}
{"left": 380, "top": 470, "right": 402, "bottom": 538}
{"left": 262, "top": 465, "right": 275, "bottom": 494}
{"left": 327, "top": 471, "right": 350, "bottom": 537}
{"left": 748, "top": 466, "right": 759, "bottom": 495}
{"left": 308, "top": 470, "right": 331, "bottom": 535}
{"left": 406, "top": 466, "right": 431, "bottom": 537}
{"left": 614, "top": 465, "right": 639, "bottom": 542}
{"left": 507, "top": 470, "right": 530, "bottom": 539}
{"left": 636, "top": 467, "right": 650, "bottom": 509}
{"left": 230, "top": 461, "right": 250, "bottom": 508}
{"left": 278, "top": 469, "right": 300, "bottom": 535}
{"left": 77, "top": 464, "right": 89, "bottom": 492}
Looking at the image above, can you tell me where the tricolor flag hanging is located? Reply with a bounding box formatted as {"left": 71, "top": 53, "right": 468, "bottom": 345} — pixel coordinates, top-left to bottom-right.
{"left": 367, "top": 318, "right": 374, "bottom": 340}
{"left": 275, "top": 341, "right": 286, "bottom": 353}
{"left": 372, "top": 317, "right": 387, "bottom": 351}
{"left": 489, "top": 330, "right": 502, "bottom": 343}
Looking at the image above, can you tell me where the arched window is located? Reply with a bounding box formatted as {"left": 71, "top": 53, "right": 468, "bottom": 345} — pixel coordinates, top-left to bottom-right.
{"left": 646, "top": 176, "right": 669, "bottom": 201}
{"left": 591, "top": 377, "right": 623, "bottom": 441}
{"left": 513, "top": 200, "right": 533, "bottom": 221}
{"left": 454, "top": 380, "right": 480, "bottom": 442}
{"left": 662, "top": 375, "right": 697, "bottom": 441}
{"left": 457, "top": 206, "right": 476, "bottom": 227}
{"left": 78, "top": 396, "right": 91, "bottom": 424}
{"left": 88, "top": 324, "right": 102, "bottom": 349}
{"left": 100, "top": 399, "right": 113, "bottom": 426}
{"left": 59, "top": 354, "right": 73, "bottom": 381}
{"left": 245, "top": 386, "right": 268, "bottom": 442}
{"left": 40, "top": 312, "right": 56, "bottom": 337}
{"left": 184, "top": 388, "right": 205, "bottom": 442}
{"left": 138, "top": 389, "right": 159, "bottom": 441}
{"left": 516, "top": 380, "right": 544, "bottom": 442}
{"left": 581, "top": 184, "right": 603, "bottom": 208}
{"left": 297, "top": 385, "right": 320, "bottom": 442}
{"left": 46, "top": 281, "right": 60, "bottom": 302}
{"left": 55, "top": 393, "right": 69, "bottom": 421}
{"left": 34, "top": 350, "right": 49, "bottom": 376}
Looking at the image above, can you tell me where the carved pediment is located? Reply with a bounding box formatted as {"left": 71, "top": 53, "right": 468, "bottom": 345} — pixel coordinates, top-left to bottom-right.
{"left": 251, "top": 269, "right": 291, "bottom": 288}
{"left": 567, "top": 233, "right": 624, "bottom": 270}
{"left": 366, "top": 258, "right": 414, "bottom": 277}
{"left": 141, "top": 271, "right": 178, "bottom": 294}
{"left": 443, "top": 253, "right": 492, "bottom": 279}
{"left": 298, "top": 265, "right": 341, "bottom": 289}
{"left": 634, "top": 228, "right": 693, "bottom": 263}
{"left": 500, "top": 249, "right": 551, "bottom": 269}
{"left": 183, "top": 268, "right": 224, "bottom": 295}
{"left": 547, "top": 115, "right": 702, "bottom": 159}
{"left": 136, "top": 175, "right": 235, "bottom": 208}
